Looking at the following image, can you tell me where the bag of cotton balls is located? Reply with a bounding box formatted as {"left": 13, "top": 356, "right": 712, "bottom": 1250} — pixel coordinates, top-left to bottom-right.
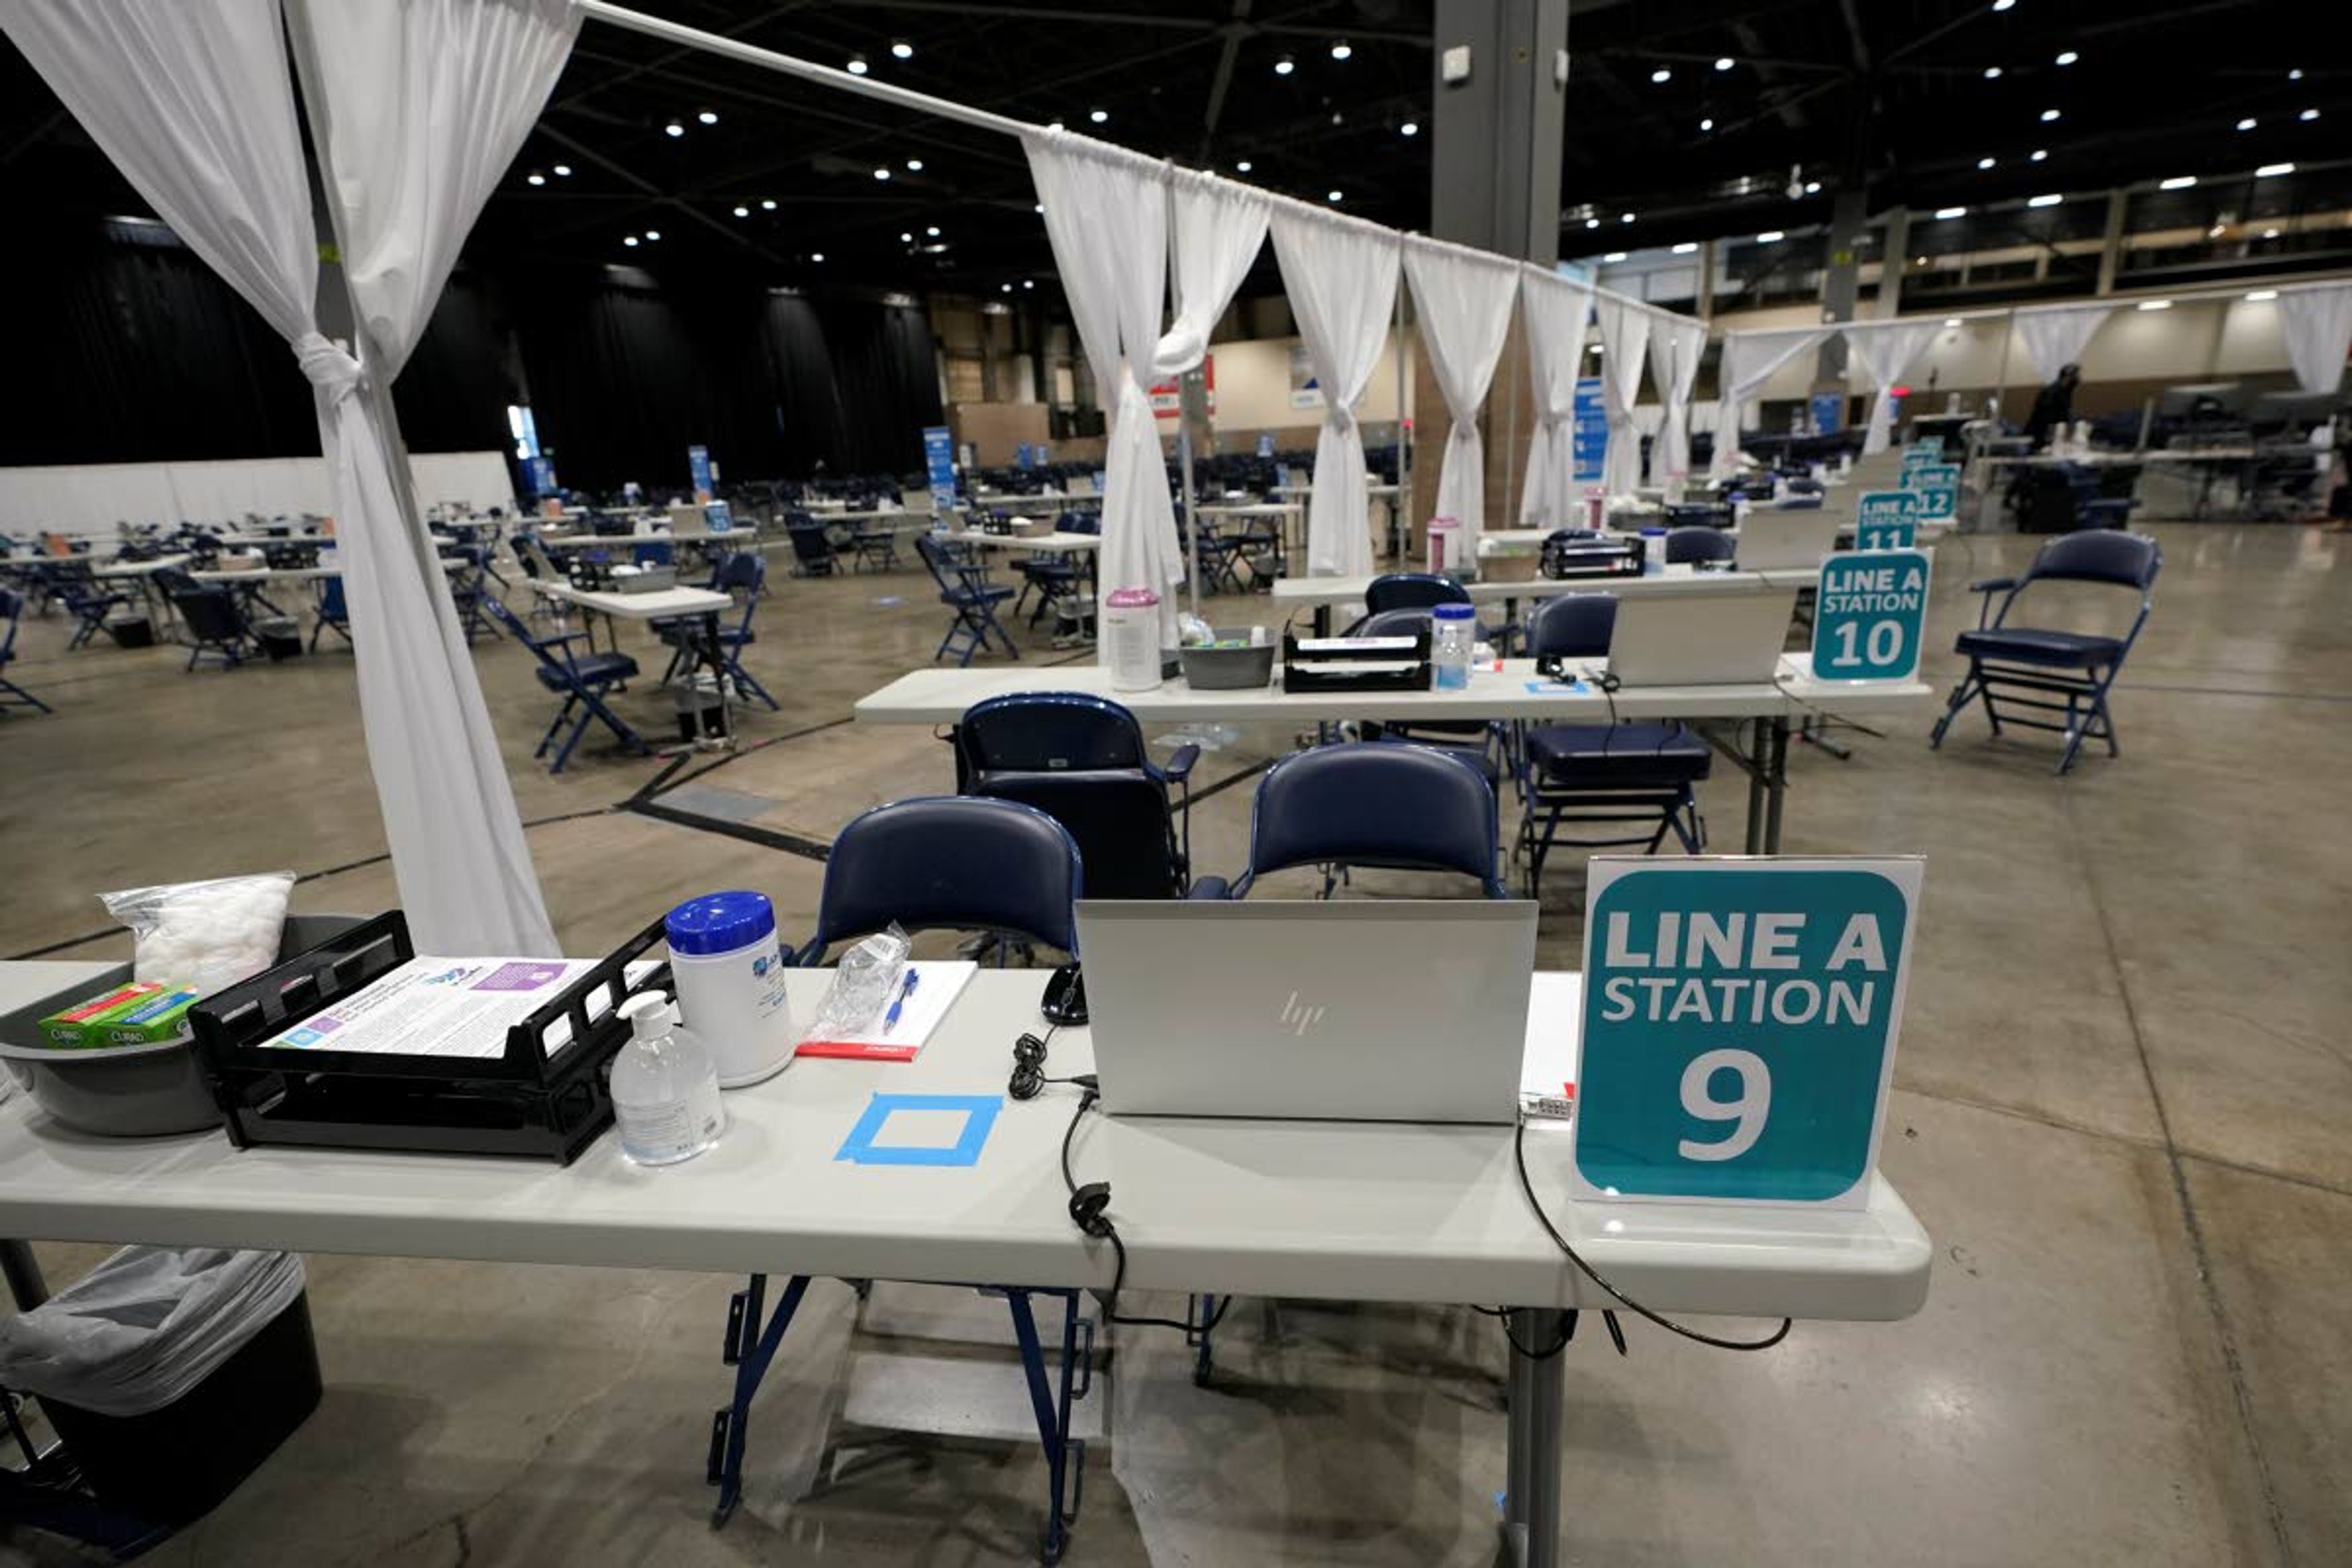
{"left": 97, "top": 873, "right": 297, "bottom": 994}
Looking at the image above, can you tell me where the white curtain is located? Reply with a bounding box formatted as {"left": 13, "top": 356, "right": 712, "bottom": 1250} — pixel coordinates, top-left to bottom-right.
{"left": 2275, "top": 282, "right": 2352, "bottom": 395}
{"left": 1272, "top": 211, "right": 1400, "bottom": 577}
{"left": 1842, "top": 320, "right": 1940, "bottom": 454}
{"left": 1709, "top": 326, "right": 1826, "bottom": 478}
{"left": 1518, "top": 268, "right": 1593, "bottom": 527}
{"left": 1402, "top": 241, "right": 1518, "bottom": 562}
{"left": 0, "top": 0, "right": 566, "bottom": 955}
{"left": 1154, "top": 170, "right": 1267, "bottom": 378}
{"left": 1025, "top": 132, "right": 1182, "bottom": 638}
{"left": 1594, "top": 296, "right": 1653, "bottom": 495}
{"left": 2013, "top": 303, "right": 2113, "bottom": 382}
{"left": 1651, "top": 317, "right": 1709, "bottom": 488}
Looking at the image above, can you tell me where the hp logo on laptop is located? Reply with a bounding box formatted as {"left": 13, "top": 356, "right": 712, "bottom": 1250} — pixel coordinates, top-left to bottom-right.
{"left": 1280, "top": 991, "right": 1327, "bottom": 1038}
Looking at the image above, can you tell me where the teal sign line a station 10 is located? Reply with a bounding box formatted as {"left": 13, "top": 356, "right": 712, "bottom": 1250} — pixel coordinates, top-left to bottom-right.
{"left": 1572, "top": 859, "right": 1923, "bottom": 1208}
{"left": 1812, "top": 549, "right": 1930, "bottom": 682}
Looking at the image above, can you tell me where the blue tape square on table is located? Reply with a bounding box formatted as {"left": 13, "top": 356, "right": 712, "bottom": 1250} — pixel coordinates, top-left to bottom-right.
{"left": 835, "top": 1092, "right": 1004, "bottom": 1167}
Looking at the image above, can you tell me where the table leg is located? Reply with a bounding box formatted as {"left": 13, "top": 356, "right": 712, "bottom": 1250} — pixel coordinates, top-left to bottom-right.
{"left": 1501, "top": 1306, "right": 1566, "bottom": 1568}
{"left": 698, "top": 610, "right": 734, "bottom": 750}
{"left": 1743, "top": 718, "right": 1772, "bottom": 854}
{"left": 2, "top": 1239, "right": 49, "bottom": 1310}
{"left": 1763, "top": 717, "right": 1792, "bottom": 853}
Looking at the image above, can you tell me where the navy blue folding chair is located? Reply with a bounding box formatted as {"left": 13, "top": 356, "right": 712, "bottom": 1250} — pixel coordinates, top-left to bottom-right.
{"left": 170, "top": 589, "right": 252, "bottom": 671}
{"left": 50, "top": 566, "right": 129, "bottom": 650}
{"left": 1512, "top": 594, "right": 1710, "bottom": 899}
{"left": 1664, "top": 526, "right": 1736, "bottom": 566}
{"left": 704, "top": 552, "right": 777, "bottom": 710}
{"left": 450, "top": 548, "right": 503, "bottom": 643}
{"left": 955, "top": 692, "right": 1199, "bottom": 899}
{"left": 848, "top": 516, "right": 901, "bottom": 573}
{"left": 1198, "top": 740, "right": 1507, "bottom": 900}
{"left": 1364, "top": 571, "right": 1466, "bottom": 614}
{"left": 916, "top": 534, "right": 1020, "bottom": 666}
{"left": 309, "top": 575, "right": 352, "bottom": 650}
{"left": 785, "top": 514, "right": 839, "bottom": 578}
{"left": 0, "top": 588, "right": 52, "bottom": 715}
{"left": 1348, "top": 608, "right": 1507, "bottom": 786}
{"left": 1931, "top": 530, "right": 2161, "bottom": 774}
{"left": 480, "top": 597, "right": 646, "bottom": 772}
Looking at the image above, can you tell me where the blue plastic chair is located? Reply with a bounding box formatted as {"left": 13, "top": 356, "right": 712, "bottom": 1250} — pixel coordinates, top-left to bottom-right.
{"left": 480, "top": 596, "right": 646, "bottom": 772}
{"left": 48, "top": 566, "right": 130, "bottom": 650}
{"left": 916, "top": 535, "right": 1020, "bottom": 666}
{"left": 450, "top": 548, "right": 503, "bottom": 643}
{"left": 1197, "top": 741, "right": 1507, "bottom": 900}
{"left": 1364, "top": 572, "right": 1467, "bottom": 614}
{"left": 310, "top": 575, "right": 351, "bottom": 650}
{"left": 705, "top": 552, "right": 777, "bottom": 710}
{"left": 170, "top": 588, "right": 252, "bottom": 671}
{"left": 1664, "top": 526, "right": 1736, "bottom": 566}
{"left": 0, "top": 588, "right": 52, "bottom": 715}
{"left": 1513, "top": 594, "right": 1710, "bottom": 899}
{"left": 1931, "top": 530, "right": 2161, "bottom": 774}
{"left": 955, "top": 693, "right": 1199, "bottom": 899}
{"left": 797, "top": 796, "right": 1082, "bottom": 962}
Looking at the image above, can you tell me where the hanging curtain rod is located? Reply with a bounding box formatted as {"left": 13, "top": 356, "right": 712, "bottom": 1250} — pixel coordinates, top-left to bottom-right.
{"left": 579, "top": 0, "right": 1705, "bottom": 331}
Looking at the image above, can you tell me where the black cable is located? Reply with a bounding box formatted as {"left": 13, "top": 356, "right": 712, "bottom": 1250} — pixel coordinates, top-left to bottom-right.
{"left": 1055, "top": 1088, "right": 1231, "bottom": 1336}
{"left": 1511, "top": 1118, "right": 1793, "bottom": 1353}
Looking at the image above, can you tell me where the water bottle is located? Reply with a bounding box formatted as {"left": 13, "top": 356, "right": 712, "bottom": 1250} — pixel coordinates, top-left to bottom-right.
{"left": 610, "top": 992, "right": 724, "bottom": 1166}
{"left": 1431, "top": 601, "right": 1476, "bottom": 691}
{"left": 1640, "top": 526, "right": 1668, "bottom": 575}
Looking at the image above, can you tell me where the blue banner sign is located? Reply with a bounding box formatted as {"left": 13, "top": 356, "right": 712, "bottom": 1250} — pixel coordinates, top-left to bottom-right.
{"left": 687, "top": 443, "right": 713, "bottom": 499}
{"left": 923, "top": 425, "right": 956, "bottom": 514}
{"left": 1572, "top": 376, "right": 1607, "bottom": 483}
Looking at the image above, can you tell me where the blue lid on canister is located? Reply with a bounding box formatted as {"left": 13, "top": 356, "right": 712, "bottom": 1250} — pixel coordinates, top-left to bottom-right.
{"left": 1432, "top": 602, "right": 1476, "bottom": 621}
{"left": 665, "top": 890, "right": 777, "bottom": 956}
{"left": 1639, "top": 525, "right": 1668, "bottom": 537}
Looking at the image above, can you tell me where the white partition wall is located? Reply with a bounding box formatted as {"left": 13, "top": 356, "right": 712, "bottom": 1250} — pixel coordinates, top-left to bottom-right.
{"left": 0, "top": 450, "right": 518, "bottom": 536}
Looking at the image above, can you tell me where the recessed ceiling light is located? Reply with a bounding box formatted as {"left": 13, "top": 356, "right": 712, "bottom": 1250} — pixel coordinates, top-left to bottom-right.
{"left": 2029, "top": 192, "right": 2062, "bottom": 206}
{"left": 2236, "top": 117, "right": 2257, "bottom": 131}
{"left": 1001, "top": 282, "right": 1013, "bottom": 293}
{"left": 1621, "top": 211, "right": 1635, "bottom": 223}
{"left": 526, "top": 172, "right": 545, "bottom": 186}
{"left": 552, "top": 164, "right": 572, "bottom": 177}
{"left": 734, "top": 206, "right": 750, "bottom": 218}
{"left": 1330, "top": 40, "right": 1352, "bottom": 60}
{"left": 2299, "top": 108, "right": 2320, "bottom": 121}
{"left": 1804, "top": 180, "right": 1822, "bottom": 194}
{"left": 2040, "top": 108, "right": 2060, "bottom": 121}
{"left": 905, "top": 157, "right": 924, "bottom": 172}
{"left": 1756, "top": 230, "right": 1785, "bottom": 243}
{"left": 1700, "top": 117, "right": 1714, "bottom": 131}
{"left": 1400, "top": 121, "right": 1419, "bottom": 137}
{"left": 1651, "top": 67, "right": 1672, "bottom": 84}
{"left": 811, "top": 252, "right": 825, "bottom": 262}
{"left": 665, "top": 121, "right": 684, "bottom": 138}
{"left": 2256, "top": 162, "right": 2296, "bottom": 176}
{"left": 1327, "top": 189, "right": 1343, "bottom": 203}
{"left": 622, "top": 235, "right": 639, "bottom": 247}
{"left": 2261, "top": 227, "right": 2280, "bottom": 238}
{"left": 1602, "top": 251, "right": 1627, "bottom": 262}
{"left": 1978, "top": 156, "right": 1997, "bottom": 170}
{"left": 1716, "top": 56, "right": 1735, "bottom": 71}
{"left": 2245, "top": 288, "right": 2278, "bottom": 301}
{"left": 926, "top": 225, "right": 940, "bottom": 237}
{"left": 643, "top": 230, "right": 660, "bottom": 241}
{"left": 698, "top": 110, "right": 718, "bottom": 126}
{"left": 1589, "top": 344, "right": 1605, "bottom": 355}
{"left": 2136, "top": 299, "right": 2171, "bottom": 311}
{"left": 2287, "top": 68, "right": 2303, "bottom": 81}
{"left": 1274, "top": 55, "right": 1295, "bottom": 75}
{"left": 891, "top": 40, "right": 914, "bottom": 59}
{"left": 761, "top": 198, "right": 776, "bottom": 211}
{"left": 1945, "top": 317, "right": 1962, "bottom": 326}
{"left": 2030, "top": 148, "right": 2048, "bottom": 161}
{"left": 1672, "top": 241, "right": 1697, "bottom": 253}
{"left": 1023, "top": 280, "right": 1035, "bottom": 290}
{"left": 1936, "top": 205, "right": 1967, "bottom": 219}
{"left": 900, "top": 231, "right": 913, "bottom": 242}
{"left": 1992, "top": 0, "right": 2015, "bottom": 10}
{"left": 873, "top": 167, "right": 891, "bottom": 180}
{"left": 1089, "top": 108, "right": 1108, "bottom": 123}
{"left": 2055, "top": 50, "right": 2078, "bottom": 65}
{"left": 1236, "top": 159, "right": 1253, "bottom": 172}
{"left": 1033, "top": 202, "right": 1045, "bottom": 213}
{"left": 1048, "top": 120, "right": 1065, "bottom": 132}
{"left": 2158, "top": 175, "right": 2196, "bottom": 190}
{"left": 1586, "top": 217, "right": 1601, "bottom": 228}
{"left": 846, "top": 56, "right": 869, "bottom": 75}
{"left": 1983, "top": 66, "right": 2003, "bottom": 80}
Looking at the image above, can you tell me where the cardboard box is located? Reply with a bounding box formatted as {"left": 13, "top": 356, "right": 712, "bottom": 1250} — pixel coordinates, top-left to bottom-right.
{"left": 100, "top": 988, "right": 203, "bottom": 1046}
{"left": 37, "top": 982, "right": 166, "bottom": 1047}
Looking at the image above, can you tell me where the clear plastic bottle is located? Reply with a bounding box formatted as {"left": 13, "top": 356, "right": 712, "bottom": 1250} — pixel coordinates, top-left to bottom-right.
{"left": 1431, "top": 601, "right": 1476, "bottom": 691}
{"left": 610, "top": 992, "right": 725, "bottom": 1166}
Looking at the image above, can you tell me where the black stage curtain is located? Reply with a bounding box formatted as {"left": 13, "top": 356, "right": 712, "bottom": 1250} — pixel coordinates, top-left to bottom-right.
{"left": 393, "top": 272, "right": 520, "bottom": 456}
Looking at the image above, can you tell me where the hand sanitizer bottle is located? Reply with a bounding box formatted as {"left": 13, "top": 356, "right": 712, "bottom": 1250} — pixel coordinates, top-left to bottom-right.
{"left": 611, "top": 992, "right": 724, "bottom": 1166}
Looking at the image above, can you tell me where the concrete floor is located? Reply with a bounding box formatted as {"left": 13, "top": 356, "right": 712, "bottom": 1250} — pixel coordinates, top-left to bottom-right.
{"left": 1, "top": 521, "right": 2346, "bottom": 1566}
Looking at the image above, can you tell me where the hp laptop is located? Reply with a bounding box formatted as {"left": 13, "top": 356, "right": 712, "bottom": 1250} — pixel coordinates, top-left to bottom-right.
{"left": 1076, "top": 900, "right": 1537, "bottom": 1124}
{"left": 1599, "top": 586, "right": 1799, "bottom": 686}
{"left": 1735, "top": 505, "right": 1845, "bottom": 571}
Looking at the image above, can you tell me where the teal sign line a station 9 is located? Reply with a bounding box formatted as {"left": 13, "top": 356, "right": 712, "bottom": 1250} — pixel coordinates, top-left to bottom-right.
{"left": 1572, "top": 858, "right": 1923, "bottom": 1208}
{"left": 1854, "top": 490, "right": 1921, "bottom": 551}
{"left": 1812, "top": 549, "right": 1930, "bottom": 681}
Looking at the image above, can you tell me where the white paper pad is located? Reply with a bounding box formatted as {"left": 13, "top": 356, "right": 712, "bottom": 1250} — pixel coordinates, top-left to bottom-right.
{"left": 261, "top": 956, "right": 653, "bottom": 1060}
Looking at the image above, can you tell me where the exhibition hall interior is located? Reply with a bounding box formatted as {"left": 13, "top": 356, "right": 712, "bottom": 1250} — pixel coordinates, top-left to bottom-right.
{"left": 0, "top": 1, "right": 2346, "bottom": 1564}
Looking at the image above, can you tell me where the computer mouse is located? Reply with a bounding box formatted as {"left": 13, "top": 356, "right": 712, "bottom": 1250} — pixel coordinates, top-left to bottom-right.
{"left": 1041, "top": 964, "right": 1088, "bottom": 1026}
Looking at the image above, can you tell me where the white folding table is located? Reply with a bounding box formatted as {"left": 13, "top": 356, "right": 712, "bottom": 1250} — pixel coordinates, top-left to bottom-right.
{"left": 0, "top": 965, "right": 1929, "bottom": 1567}
{"left": 940, "top": 529, "right": 1102, "bottom": 554}
{"left": 854, "top": 654, "right": 1931, "bottom": 854}
{"left": 537, "top": 582, "right": 740, "bottom": 753}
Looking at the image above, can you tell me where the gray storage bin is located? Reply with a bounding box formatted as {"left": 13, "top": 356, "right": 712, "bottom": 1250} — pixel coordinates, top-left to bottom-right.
{"left": 1179, "top": 631, "right": 1276, "bottom": 690}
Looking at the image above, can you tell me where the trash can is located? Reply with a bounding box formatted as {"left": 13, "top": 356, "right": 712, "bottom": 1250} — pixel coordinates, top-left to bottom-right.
{"left": 674, "top": 671, "right": 725, "bottom": 742}
{"left": 104, "top": 615, "right": 154, "bottom": 649}
{"left": 0, "top": 1248, "right": 320, "bottom": 1523}
{"left": 252, "top": 616, "right": 303, "bottom": 662}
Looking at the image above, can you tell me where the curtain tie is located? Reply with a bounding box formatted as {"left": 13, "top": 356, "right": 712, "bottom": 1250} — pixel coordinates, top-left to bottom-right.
{"left": 294, "top": 332, "right": 364, "bottom": 402}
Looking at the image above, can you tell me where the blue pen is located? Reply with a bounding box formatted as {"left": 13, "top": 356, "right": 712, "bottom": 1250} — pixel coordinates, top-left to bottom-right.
{"left": 881, "top": 967, "right": 921, "bottom": 1033}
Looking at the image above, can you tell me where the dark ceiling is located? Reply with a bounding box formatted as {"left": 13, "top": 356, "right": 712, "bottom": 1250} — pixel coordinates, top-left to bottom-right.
{"left": 1, "top": 0, "right": 2339, "bottom": 297}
